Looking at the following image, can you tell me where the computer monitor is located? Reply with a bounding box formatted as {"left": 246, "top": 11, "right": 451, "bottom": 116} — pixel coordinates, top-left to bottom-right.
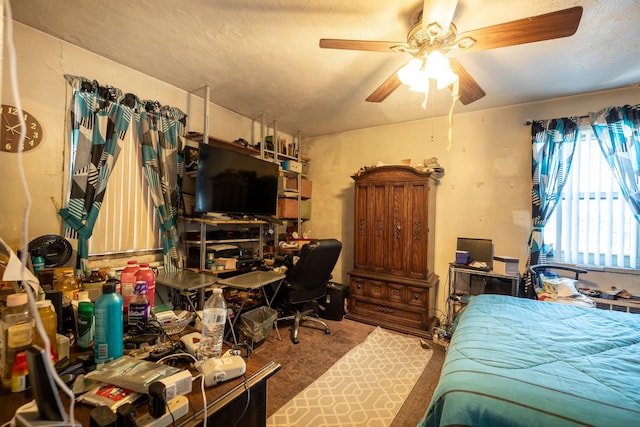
{"left": 456, "top": 237, "right": 493, "bottom": 270}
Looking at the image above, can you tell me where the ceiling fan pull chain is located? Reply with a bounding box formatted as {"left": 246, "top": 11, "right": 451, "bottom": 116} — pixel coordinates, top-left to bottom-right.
{"left": 447, "top": 80, "right": 460, "bottom": 151}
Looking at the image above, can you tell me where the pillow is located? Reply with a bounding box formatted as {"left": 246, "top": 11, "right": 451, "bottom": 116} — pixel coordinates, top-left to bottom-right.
{"left": 538, "top": 274, "right": 580, "bottom": 296}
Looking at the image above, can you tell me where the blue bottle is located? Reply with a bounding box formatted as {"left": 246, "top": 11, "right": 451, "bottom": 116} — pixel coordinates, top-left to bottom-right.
{"left": 94, "top": 281, "right": 123, "bottom": 364}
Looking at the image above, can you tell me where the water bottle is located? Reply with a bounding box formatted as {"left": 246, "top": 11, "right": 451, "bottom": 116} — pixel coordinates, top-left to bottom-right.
{"left": 94, "top": 281, "right": 123, "bottom": 364}
{"left": 197, "top": 288, "right": 227, "bottom": 360}
{"left": 1, "top": 293, "right": 33, "bottom": 388}
{"left": 128, "top": 281, "right": 150, "bottom": 326}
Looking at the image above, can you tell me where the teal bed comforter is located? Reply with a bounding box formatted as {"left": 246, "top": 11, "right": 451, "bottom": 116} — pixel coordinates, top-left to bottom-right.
{"left": 419, "top": 294, "right": 640, "bottom": 427}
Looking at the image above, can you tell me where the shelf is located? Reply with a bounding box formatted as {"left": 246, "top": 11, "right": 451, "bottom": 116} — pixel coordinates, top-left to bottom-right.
{"left": 181, "top": 216, "right": 266, "bottom": 225}
{"left": 185, "top": 238, "right": 260, "bottom": 245}
{"left": 186, "top": 132, "right": 311, "bottom": 162}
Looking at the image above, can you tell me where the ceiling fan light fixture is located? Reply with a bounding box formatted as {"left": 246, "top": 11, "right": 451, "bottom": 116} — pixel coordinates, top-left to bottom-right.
{"left": 397, "top": 58, "right": 425, "bottom": 86}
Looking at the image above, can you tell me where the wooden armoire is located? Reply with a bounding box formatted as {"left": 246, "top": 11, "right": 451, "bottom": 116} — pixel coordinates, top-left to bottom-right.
{"left": 347, "top": 165, "right": 439, "bottom": 338}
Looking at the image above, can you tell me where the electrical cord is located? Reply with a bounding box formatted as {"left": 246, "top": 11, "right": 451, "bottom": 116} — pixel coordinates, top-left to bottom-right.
{"left": 3, "top": 0, "right": 77, "bottom": 425}
{"left": 230, "top": 373, "right": 251, "bottom": 427}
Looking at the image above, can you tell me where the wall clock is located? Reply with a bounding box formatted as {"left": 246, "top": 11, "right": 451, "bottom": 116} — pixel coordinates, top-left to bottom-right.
{"left": 0, "top": 104, "right": 44, "bottom": 153}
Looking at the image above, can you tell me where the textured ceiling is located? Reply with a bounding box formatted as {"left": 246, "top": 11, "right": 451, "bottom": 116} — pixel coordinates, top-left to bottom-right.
{"left": 10, "top": 0, "right": 640, "bottom": 137}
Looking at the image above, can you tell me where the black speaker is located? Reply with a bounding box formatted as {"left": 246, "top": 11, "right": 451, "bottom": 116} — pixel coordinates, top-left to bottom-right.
{"left": 318, "top": 283, "right": 349, "bottom": 321}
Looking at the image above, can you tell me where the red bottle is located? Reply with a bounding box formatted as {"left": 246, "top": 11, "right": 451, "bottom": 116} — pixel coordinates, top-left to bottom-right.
{"left": 134, "top": 263, "right": 156, "bottom": 307}
{"left": 120, "top": 260, "right": 139, "bottom": 313}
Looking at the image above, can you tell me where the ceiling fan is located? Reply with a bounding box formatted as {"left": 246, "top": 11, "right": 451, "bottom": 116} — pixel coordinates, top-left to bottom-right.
{"left": 319, "top": 0, "right": 583, "bottom": 105}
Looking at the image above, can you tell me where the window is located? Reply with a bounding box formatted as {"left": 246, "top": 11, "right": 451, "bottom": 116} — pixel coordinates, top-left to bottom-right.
{"left": 88, "top": 130, "right": 162, "bottom": 255}
{"left": 543, "top": 127, "right": 639, "bottom": 269}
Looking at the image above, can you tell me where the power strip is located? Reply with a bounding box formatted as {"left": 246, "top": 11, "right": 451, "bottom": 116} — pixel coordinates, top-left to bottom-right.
{"left": 136, "top": 395, "right": 189, "bottom": 427}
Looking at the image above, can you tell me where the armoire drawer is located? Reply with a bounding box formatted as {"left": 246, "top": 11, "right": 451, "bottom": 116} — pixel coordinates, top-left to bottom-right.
{"left": 350, "top": 296, "right": 427, "bottom": 329}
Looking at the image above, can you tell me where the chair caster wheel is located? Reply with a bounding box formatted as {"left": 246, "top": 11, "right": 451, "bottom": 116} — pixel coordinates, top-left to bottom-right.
{"left": 293, "top": 338, "right": 299, "bottom": 344}
{"left": 325, "top": 329, "right": 331, "bottom": 335}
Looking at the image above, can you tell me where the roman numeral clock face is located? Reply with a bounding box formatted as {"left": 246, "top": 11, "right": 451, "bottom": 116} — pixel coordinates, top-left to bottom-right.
{"left": 0, "top": 104, "right": 43, "bottom": 153}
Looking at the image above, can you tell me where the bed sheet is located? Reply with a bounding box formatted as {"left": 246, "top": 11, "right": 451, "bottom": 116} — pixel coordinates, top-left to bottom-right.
{"left": 419, "top": 294, "right": 640, "bottom": 427}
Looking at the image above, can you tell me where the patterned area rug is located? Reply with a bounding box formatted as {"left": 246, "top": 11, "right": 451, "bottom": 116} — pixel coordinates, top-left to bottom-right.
{"left": 267, "top": 327, "right": 432, "bottom": 427}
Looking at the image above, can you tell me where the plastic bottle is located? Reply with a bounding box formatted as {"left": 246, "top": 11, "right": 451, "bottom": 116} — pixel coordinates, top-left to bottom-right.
{"left": 120, "top": 260, "right": 139, "bottom": 314}
{"left": 94, "top": 281, "right": 123, "bottom": 364}
{"left": 1, "top": 293, "right": 33, "bottom": 388}
{"left": 31, "top": 251, "right": 45, "bottom": 276}
{"left": 77, "top": 301, "right": 94, "bottom": 351}
{"left": 10, "top": 351, "right": 28, "bottom": 393}
{"left": 197, "top": 288, "right": 227, "bottom": 360}
{"left": 56, "top": 271, "right": 79, "bottom": 301}
{"left": 32, "top": 299, "right": 58, "bottom": 362}
{"left": 83, "top": 268, "right": 106, "bottom": 301}
{"left": 128, "top": 281, "right": 150, "bottom": 326}
{"left": 134, "top": 263, "right": 156, "bottom": 308}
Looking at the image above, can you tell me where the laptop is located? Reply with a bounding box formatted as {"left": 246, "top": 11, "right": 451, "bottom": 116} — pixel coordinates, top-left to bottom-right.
{"left": 453, "top": 237, "right": 493, "bottom": 271}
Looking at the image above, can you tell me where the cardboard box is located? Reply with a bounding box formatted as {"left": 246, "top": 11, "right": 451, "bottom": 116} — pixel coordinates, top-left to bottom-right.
{"left": 493, "top": 256, "right": 519, "bottom": 276}
{"left": 284, "top": 177, "right": 312, "bottom": 199}
{"left": 278, "top": 198, "right": 299, "bottom": 219}
{"left": 278, "top": 198, "right": 311, "bottom": 219}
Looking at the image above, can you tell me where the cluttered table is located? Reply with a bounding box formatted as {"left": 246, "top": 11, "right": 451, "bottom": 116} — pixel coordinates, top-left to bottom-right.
{"left": 2, "top": 341, "right": 280, "bottom": 427}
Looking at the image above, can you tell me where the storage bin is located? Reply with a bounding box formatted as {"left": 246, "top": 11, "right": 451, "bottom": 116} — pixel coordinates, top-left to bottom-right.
{"left": 239, "top": 306, "right": 277, "bottom": 343}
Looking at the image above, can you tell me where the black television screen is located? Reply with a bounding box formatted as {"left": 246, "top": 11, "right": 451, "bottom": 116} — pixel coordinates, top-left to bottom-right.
{"left": 195, "top": 144, "right": 279, "bottom": 217}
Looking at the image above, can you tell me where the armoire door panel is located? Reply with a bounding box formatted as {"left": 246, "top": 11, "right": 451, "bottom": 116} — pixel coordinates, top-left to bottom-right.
{"left": 369, "top": 184, "right": 387, "bottom": 272}
{"left": 408, "top": 183, "right": 429, "bottom": 278}
{"left": 354, "top": 184, "right": 369, "bottom": 270}
{"left": 389, "top": 183, "right": 407, "bottom": 276}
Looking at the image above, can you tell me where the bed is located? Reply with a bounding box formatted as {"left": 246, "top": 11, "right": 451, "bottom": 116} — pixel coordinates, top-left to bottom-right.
{"left": 419, "top": 294, "right": 640, "bottom": 427}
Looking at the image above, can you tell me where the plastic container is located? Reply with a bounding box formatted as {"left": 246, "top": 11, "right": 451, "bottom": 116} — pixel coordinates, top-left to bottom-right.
{"left": 77, "top": 301, "right": 95, "bottom": 351}
{"left": 135, "top": 263, "right": 156, "bottom": 308}
{"left": 10, "top": 351, "right": 28, "bottom": 393}
{"left": 94, "top": 281, "right": 123, "bottom": 364}
{"left": 56, "top": 271, "right": 79, "bottom": 301}
{"left": 83, "top": 268, "right": 106, "bottom": 301}
{"left": 120, "top": 260, "right": 139, "bottom": 313}
{"left": 33, "top": 299, "right": 58, "bottom": 362}
{"left": 128, "top": 281, "right": 150, "bottom": 326}
{"left": 239, "top": 306, "right": 277, "bottom": 343}
{"left": 31, "top": 253, "right": 45, "bottom": 276}
{"left": 1, "top": 293, "right": 33, "bottom": 388}
{"left": 197, "top": 288, "right": 227, "bottom": 360}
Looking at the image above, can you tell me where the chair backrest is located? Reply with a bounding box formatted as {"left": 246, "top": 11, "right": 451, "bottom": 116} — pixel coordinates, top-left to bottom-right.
{"left": 285, "top": 239, "right": 342, "bottom": 294}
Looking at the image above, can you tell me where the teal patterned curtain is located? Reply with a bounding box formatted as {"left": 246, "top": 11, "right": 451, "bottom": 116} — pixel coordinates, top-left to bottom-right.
{"left": 590, "top": 104, "right": 640, "bottom": 222}
{"left": 59, "top": 75, "right": 135, "bottom": 272}
{"left": 529, "top": 118, "right": 579, "bottom": 267}
{"left": 135, "top": 101, "right": 187, "bottom": 272}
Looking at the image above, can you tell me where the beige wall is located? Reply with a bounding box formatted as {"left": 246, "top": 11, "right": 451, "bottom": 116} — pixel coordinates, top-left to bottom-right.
{"left": 305, "top": 87, "right": 640, "bottom": 316}
{"left": 0, "top": 23, "right": 285, "bottom": 251}
{"left": 2, "top": 23, "right": 639, "bottom": 317}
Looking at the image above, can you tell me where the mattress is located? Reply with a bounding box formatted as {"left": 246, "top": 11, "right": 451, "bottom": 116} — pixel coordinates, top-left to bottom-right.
{"left": 419, "top": 294, "right": 640, "bottom": 427}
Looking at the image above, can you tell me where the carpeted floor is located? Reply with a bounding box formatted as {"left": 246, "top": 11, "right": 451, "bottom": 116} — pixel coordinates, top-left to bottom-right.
{"left": 252, "top": 317, "right": 446, "bottom": 426}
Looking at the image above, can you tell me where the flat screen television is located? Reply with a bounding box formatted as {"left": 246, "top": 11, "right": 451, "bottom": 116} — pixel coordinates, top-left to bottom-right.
{"left": 195, "top": 143, "right": 279, "bottom": 217}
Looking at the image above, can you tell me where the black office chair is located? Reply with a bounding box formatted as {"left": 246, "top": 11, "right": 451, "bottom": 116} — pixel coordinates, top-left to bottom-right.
{"left": 274, "top": 239, "right": 342, "bottom": 344}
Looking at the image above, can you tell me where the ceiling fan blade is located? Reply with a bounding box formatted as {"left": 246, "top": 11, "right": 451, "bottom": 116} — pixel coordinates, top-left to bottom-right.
{"left": 460, "top": 6, "right": 583, "bottom": 52}
{"left": 422, "top": 0, "right": 458, "bottom": 32}
{"left": 366, "top": 68, "right": 403, "bottom": 102}
{"left": 448, "top": 58, "right": 486, "bottom": 105}
{"left": 319, "top": 39, "right": 401, "bottom": 53}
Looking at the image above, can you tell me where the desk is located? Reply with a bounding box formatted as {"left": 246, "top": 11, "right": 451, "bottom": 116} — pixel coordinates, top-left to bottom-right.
{"left": 156, "top": 270, "right": 217, "bottom": 310}
{"left": 217, "top": 270, "right": 285, "bottom": 343}
{"left": 3, "top": 351, "right": 281, "bottom": 427}
{"left": 448, "top": 264, "right": 520, "bottom": 321}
